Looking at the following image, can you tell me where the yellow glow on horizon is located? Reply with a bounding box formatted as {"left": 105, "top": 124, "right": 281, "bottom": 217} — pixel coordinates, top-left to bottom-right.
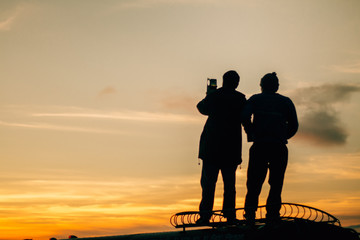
{"left": 1, "top": 152, "right": 359, "bottom": 239}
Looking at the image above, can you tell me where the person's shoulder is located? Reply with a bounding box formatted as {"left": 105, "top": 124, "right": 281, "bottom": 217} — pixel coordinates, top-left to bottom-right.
{"left": 276, "top": 93, "right": 293, "bottom": 102}
{"left": 234, "top": 90, "right": 246, "bottom": 99}
{"left": 217, "top": 87, "right": 243, "bottom": 97}
{"left": 204, "top": 88, "right": 221, "bottom": 98}
{"left": 274, "top": 93, "right": 296, "bottom": 109}
{"left": 248, "top": 93, "right": 262, "bottom": 100}
{"left": 251, "top": 93, "right": 262, "bottom": 97}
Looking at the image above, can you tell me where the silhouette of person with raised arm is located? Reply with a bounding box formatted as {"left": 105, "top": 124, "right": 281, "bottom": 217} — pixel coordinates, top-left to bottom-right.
{"left": 196, "top": 70, "right": 246, "bottom": 224}
{"left": 242, "top": 72, "right": 298, "bottom": 224}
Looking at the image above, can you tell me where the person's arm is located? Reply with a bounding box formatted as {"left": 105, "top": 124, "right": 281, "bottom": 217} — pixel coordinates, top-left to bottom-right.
{"left": 286, "top": 99, "right": 299, "bottom": 139}
{"left": 242, "top": 98, "right": 254, "bottom": 142}
{"left": 197, "top": 92, "right": 216, "bottom": 116}
{"left": 196, "top": 97, "right": 210, "bottom": 116}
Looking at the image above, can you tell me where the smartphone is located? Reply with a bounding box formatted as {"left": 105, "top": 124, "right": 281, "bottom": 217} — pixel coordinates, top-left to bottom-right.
{"left": 207, "top": 78, "right": 217, "bottom": 95}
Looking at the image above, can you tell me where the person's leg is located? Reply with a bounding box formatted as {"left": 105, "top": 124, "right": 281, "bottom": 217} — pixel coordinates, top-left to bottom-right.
{"left": 244, "top": 144, "right": 269, "bottom": 221}
{"left": 220, "top": 164, "right": 237, "bottom": 220}
{"left": 199, "top": 160, "right": 220, "bottom": 221}
{"left": 266, "top": 144, "right": 288, "bottom": 220}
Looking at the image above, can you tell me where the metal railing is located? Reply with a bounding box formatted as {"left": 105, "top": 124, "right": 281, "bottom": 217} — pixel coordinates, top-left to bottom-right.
{"left": 170, "top": 203, "right": 341, "bottom": 230}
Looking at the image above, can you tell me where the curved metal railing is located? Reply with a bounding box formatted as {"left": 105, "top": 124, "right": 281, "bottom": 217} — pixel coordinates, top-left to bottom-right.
{"left": 170, "top": 203, "right": 341, "bottom": 229}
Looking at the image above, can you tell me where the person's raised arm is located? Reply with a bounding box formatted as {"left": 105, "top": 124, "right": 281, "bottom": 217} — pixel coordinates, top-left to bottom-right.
{"left": 197, "top": 93, "right": 214, "bottom": 116}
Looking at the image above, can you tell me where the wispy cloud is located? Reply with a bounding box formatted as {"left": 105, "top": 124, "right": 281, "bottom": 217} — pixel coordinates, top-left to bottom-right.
{"left": 155, "top": 91, "right": 198, "bottom": 113}
{"left": 0, "top": 5, "right": 24, "bottom": 31}
{"left": 0, "top": 106, "right": 201, "bottom": 135}
{"left": 290, "top": 83, "right": 360, "bottom": 146}
{"left": 0, "top": 175, "right": 200, "bottom": 239}
{"left": 111, "top": 0, "right": 218, "bottom": 10}
{"left": 0, "top": 120, "right": 130, "bottom": 135}
{"left": 0, "top": 14, "right": 16, "bottom": 31}
{"left": 32, "top": 109, "right": 201, "bottom": 123}
{"left": 291, "top": 83, "right": 360, "bottom": 106}
{"left": 330, "top": 62, "right": 360, "bottom": 74}
{"left": 98, "top": 86, "right": 117, "bottom": 97}
{"left": 302, "top": 197, "right": 360, "bottom": 228}
{"left": 289, "top": 152, "right": 360, "bottom": 181}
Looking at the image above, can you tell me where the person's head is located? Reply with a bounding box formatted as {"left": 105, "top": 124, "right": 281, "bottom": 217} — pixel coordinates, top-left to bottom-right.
{"left": 223, "top": 70, "right": 240, "bottom": 89}
{"left": 260, "top": 72, "right": 279, "bottom": 93}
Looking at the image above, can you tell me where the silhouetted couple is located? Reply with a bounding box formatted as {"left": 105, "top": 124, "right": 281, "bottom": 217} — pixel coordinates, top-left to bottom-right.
{"left": 196, "top": 70, "right": 298, "bottom": 225}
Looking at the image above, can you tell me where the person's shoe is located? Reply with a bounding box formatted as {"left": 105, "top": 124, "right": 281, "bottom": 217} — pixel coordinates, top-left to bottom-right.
{"left": 195, "top": 217, "right": 210, "bottom": 225}
{"left": 266, "top": 214, "right": 281, "bottom": 225}
{"left": 244, "top": 212, "right": 256, "bottom": 225}
{"left": 226, "top": 217, "right": 241, "bottom": 225}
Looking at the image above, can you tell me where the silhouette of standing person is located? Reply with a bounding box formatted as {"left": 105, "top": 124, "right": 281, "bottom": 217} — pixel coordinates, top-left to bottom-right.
{"left": 196, "top": 70, "right": 246, "bottom": 224}
{"left": 243, "top": 72, "right": 298, "bottom": 223}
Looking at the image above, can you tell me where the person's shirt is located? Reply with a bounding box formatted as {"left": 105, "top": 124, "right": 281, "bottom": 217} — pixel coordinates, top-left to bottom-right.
{"left": 242, "top": 92, "right": 298, "bottom": 144}
{"left": 197, "top": 87, "right": 246, "bottom": 132}
{"left": 197, "top": 87, "right": 246, "bottom": 164}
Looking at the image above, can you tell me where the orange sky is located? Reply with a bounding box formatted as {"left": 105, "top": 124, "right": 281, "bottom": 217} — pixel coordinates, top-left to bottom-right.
{"left": 1, "top": 0, "right": 360, "bottom": 239}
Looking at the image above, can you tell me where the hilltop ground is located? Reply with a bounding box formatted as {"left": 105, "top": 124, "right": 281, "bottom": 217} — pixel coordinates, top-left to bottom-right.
{"left": 59, "top": 220, "right": 359, "bottom": 240}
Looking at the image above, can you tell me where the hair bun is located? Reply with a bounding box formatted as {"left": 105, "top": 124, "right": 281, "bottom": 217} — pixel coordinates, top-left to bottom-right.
{"left": 272, "top": 72, "right": 277, "bottom": 76}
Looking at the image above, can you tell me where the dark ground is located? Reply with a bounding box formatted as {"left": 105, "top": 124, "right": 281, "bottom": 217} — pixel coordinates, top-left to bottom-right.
{"left": 59, "top": 220, "right": 359, "bottom": 240}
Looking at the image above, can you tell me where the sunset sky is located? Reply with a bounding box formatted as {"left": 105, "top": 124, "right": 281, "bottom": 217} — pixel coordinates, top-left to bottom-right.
{"left": 1, "top": 0, "right": 360, "bottom": 239}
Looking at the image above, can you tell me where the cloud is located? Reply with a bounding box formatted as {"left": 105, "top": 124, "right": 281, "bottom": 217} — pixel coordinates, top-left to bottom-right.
{"left": 110, "top": 0, "right": 218, "bottom": 10}
{"left": 330, "top": 62, "right": 360, "bottom": 74}
{"left": 32, "top": 109, "right": 201, "bottom": 123}
{"left": 0, "top": 105, "right": 202, "bottom": 138}
{"left": 291, "top": 83, "right": 360, "bottom": 146}
{"left": 0, "top": 120, "right": 125, "bottom": 135}
{"left": 298, "top": 110, "right": 348, "bottom": 145}
{"left": 302, "top": 197, "right": 360, "bottom": 228}
{"left": 291, "top": 83, "right": 360, "bottom": 106}
{"left": 0, "top": 5, "right": 24, "bottom": 31}
{"left": 0, "top": 14, "right": 16, "bottom": 31}
{"left": 159, "top": 94, "right": 198, "bottom": 113}
{"left": 0, "top": 175, "right": 200, "bottom": 239}
{"left": 98, "top": 86, "right": 117, "bottom": 96}
{"left": 289, "top": 152, "right": 360, "bottom": 181}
